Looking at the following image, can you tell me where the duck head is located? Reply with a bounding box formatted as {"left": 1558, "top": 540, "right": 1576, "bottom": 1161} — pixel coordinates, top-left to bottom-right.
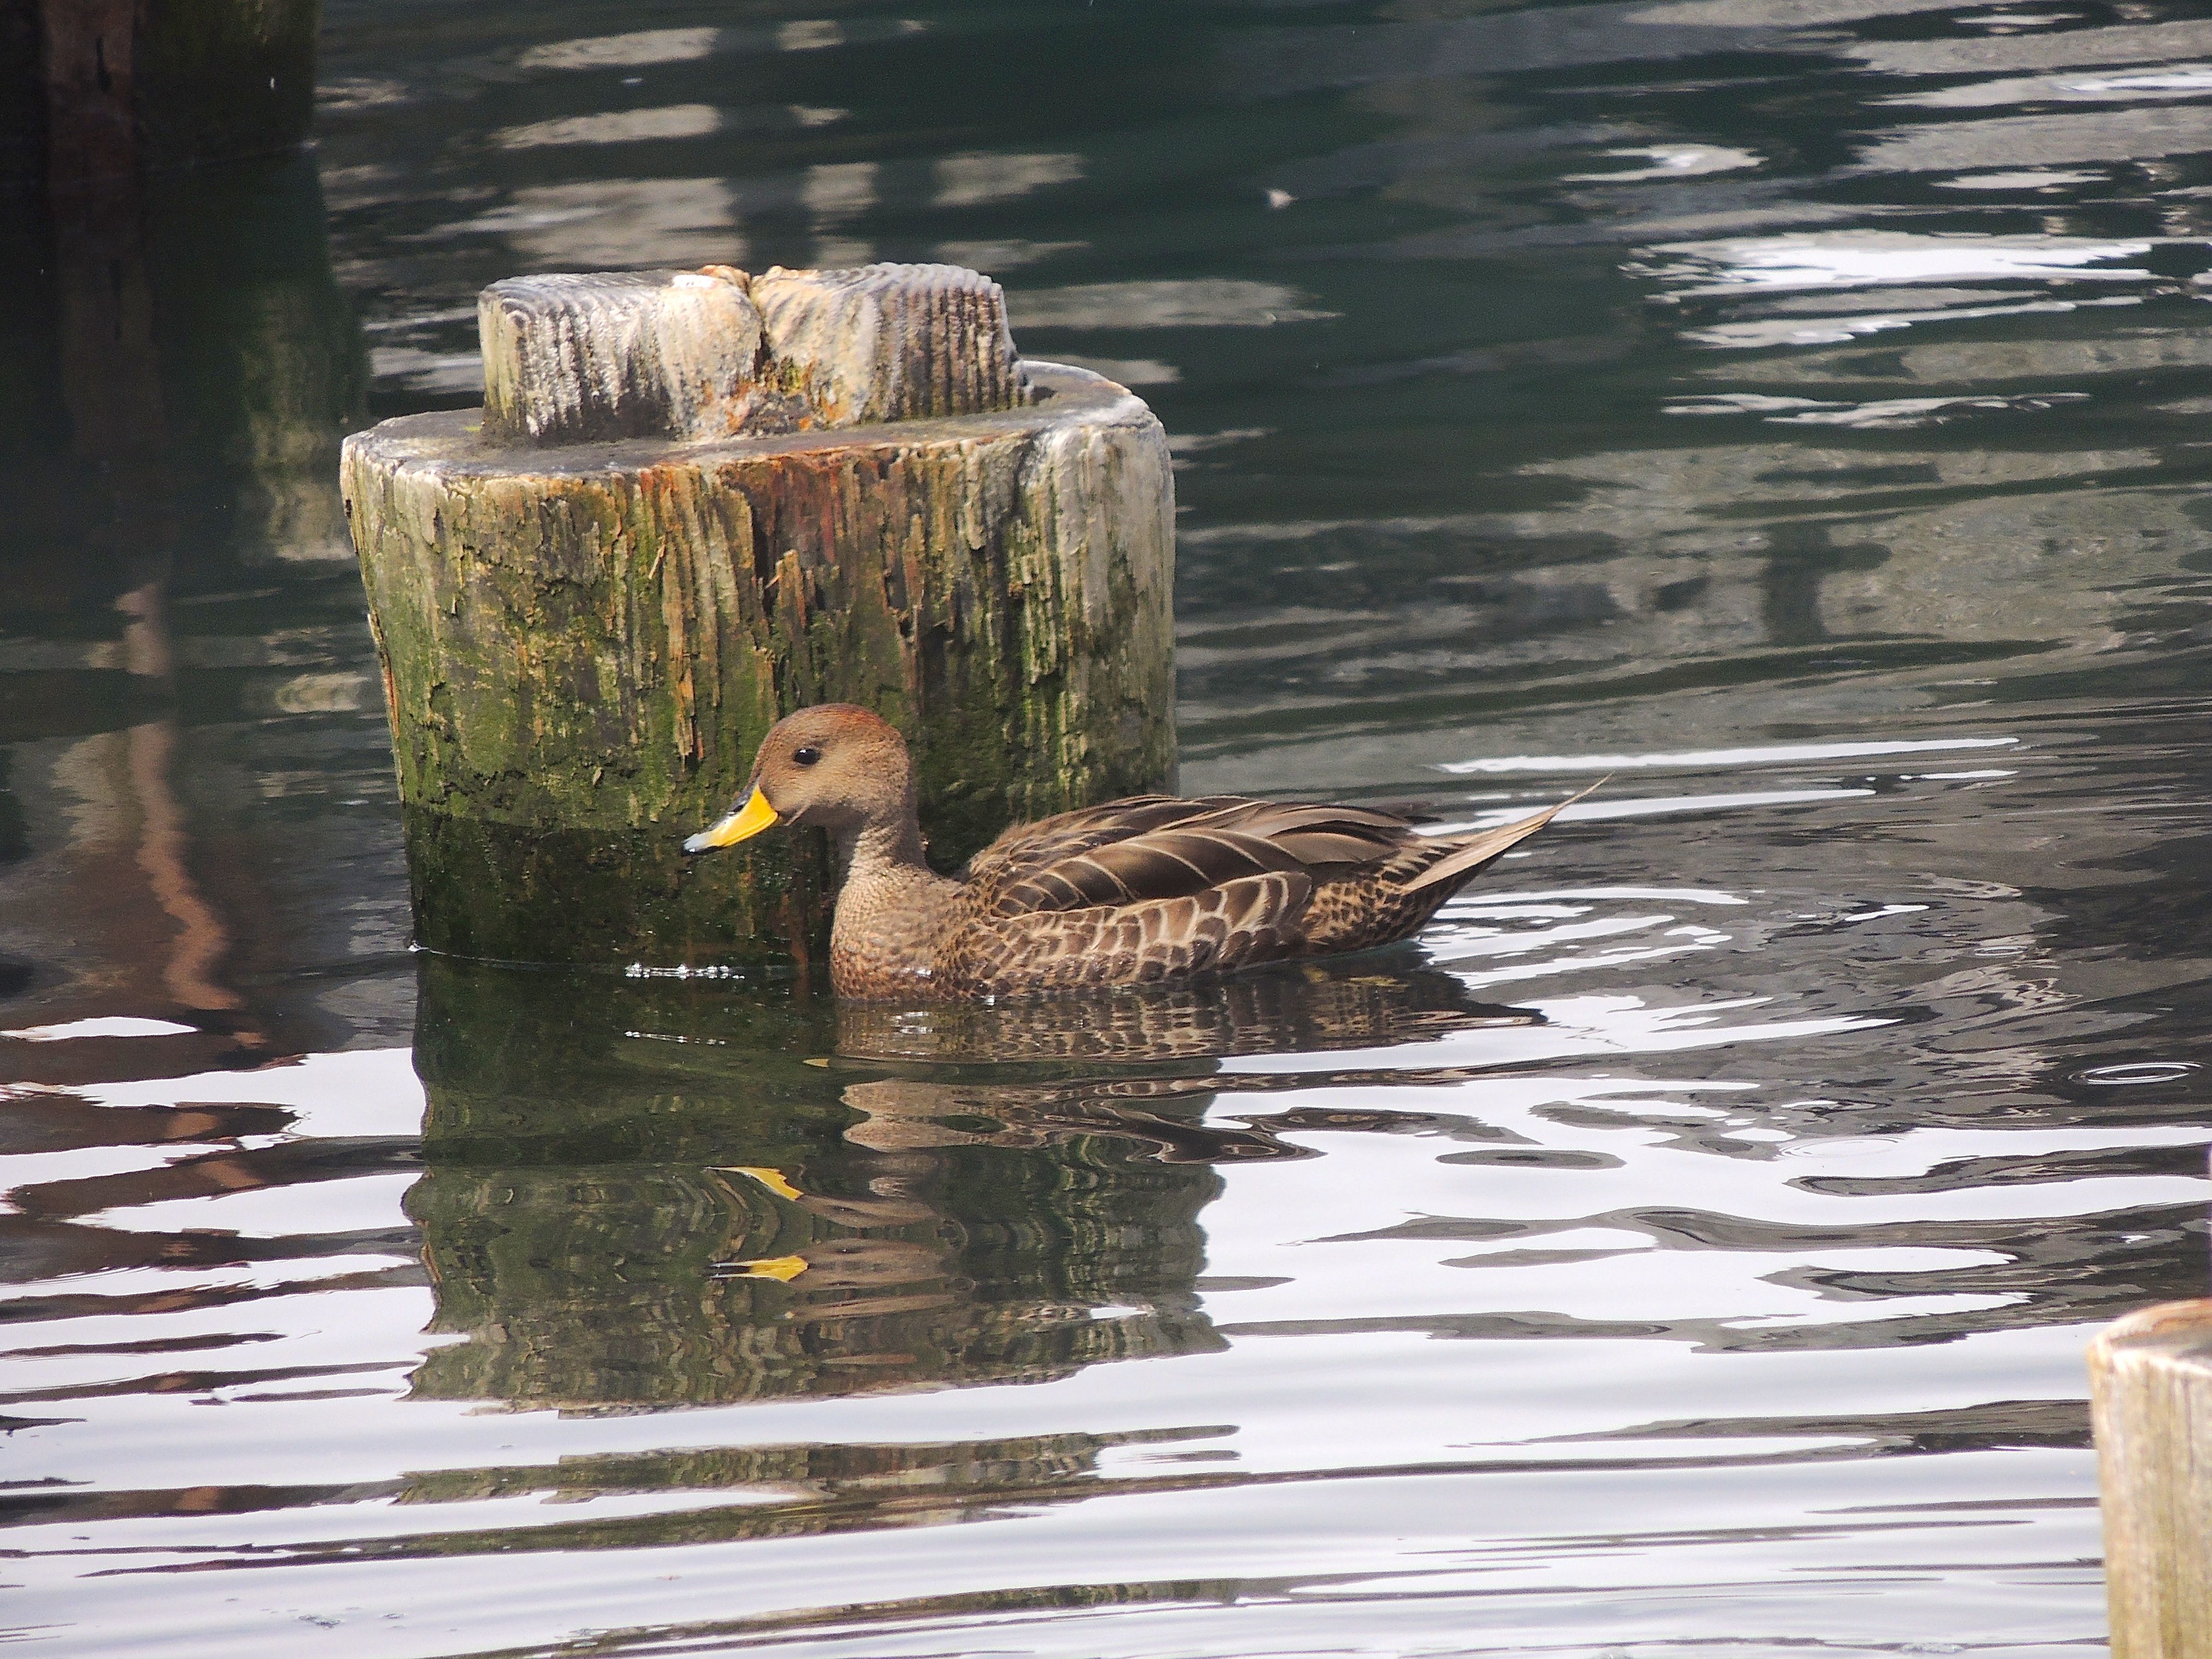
{"left": 683, "top": 703, "right": 915, "bottom": 853}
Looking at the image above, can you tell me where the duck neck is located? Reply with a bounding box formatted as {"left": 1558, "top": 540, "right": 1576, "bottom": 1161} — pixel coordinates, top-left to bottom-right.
{"left": 828, "top": 804, "right": 958, "bottom": 997}
{"left": 833, "top": 806, "right": 930, "bottom": 884}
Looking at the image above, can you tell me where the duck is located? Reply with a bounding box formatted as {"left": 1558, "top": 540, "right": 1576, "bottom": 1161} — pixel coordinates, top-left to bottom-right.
{"left": 683, "top": 704, "right": 1585, "bottom": 1002}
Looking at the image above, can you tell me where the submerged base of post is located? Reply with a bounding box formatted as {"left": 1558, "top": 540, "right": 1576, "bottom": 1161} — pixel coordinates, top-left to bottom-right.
{"left": 397, "top": 806, "right": 829, "bottom": 970}
{"left": 2089, "top": 1298, "right": 2212, "bottom": 1659}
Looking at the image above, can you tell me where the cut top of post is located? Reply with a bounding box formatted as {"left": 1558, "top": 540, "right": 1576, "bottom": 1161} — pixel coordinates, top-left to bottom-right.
{"left": 478, "top": 262, "right": 1030, "bottom": 447}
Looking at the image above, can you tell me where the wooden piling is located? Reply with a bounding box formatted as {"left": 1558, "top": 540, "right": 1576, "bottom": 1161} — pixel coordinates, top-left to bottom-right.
{"left": 14, "top": 0, "right": 320, "bottom": 186}
{"left": 2088, "top": 1298, "right": 2212, "bottom": 1659}
{"left": 343, "top": 263, "right": 1176, "bottom": 967}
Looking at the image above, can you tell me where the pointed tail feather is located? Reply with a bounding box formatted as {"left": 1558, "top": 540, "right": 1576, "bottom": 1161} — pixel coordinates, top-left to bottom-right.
{"left": 1402, "top": 779, "right": 1607, "bottom": 896}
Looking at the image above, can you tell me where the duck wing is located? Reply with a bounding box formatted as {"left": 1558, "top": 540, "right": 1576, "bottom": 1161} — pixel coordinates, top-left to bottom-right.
{"left": 962, "top": 795, "right": 1247, "bottom": 886}
{"left": 971, "top": 797, "right": 1423, "bottom": 920}
{"left": 940, "top": 791, "right": 1592, "bottom": 994}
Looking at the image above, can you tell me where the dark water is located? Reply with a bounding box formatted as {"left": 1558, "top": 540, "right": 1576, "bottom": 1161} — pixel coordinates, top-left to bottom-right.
{"left": 8, "top": 0, "right": 2212, "bottom": 1652}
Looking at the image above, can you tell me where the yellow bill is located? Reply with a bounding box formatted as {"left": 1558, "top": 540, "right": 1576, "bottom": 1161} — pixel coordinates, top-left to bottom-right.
{"left": 683, "top": 787, "right": 778, "bottom": 854}
{"left": 720, "top": 1254, "right": 809, "bottom": 1282}
{"left": 714, "top": 1165, "right": 803, "bottom": 1201}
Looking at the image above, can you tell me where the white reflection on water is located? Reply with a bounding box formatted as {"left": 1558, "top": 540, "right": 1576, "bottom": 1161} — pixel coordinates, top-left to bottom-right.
{"left": 433, "top": 178, "right": 746, "bottom": 269}
{"left": 2, "top": 1016, "right": 200, "bottom": 1041}
{"left": 1936, "top": 168, "right": 2105, "bottom": 188}
{"left": 1860, "top": 103, "right": 2212, "bottom": 172}
{"left": 1641, "top": 232, "right": 2156, "bottom": 294}
{"left": 1853, "top": 18, "right": 2212, "bottom": 75}
{"left": 491, "top": 105, "right": 722, "bottom": 150}
{"left": 84, "top": 1171, "right": 420, "bottom": 1238}
{"left": 1440, "top": 735, "right": 2018, "bottom": 774}
{"left": 515, "top": 27, "right": 720, "bottom": 70}
{"left": 1683, "top": 294, "right": 2143, "bottom": 349}
{"left": 1635, "top": 231, "right": 2175, "bottom": 349}
{"left": 1886, "top": 65, "right": 2212, "bottom": 109}
{"left": 1425, "top": 786, "right": 1875, "bottom": 833}
{"left": 932, "top": 152, "right": 1084, "bottom": 208}
{"left": 60, "top": 1047, "right": 428, "bottom": 1138}
{"left": 1663, "top": 391, "right": 2087, "bottom": 425}
{"left": 1564, "top": 144, "right": 1763, "bottom": 181}
{"left": 512, "top": 17, "right": 926, "bottom": 72}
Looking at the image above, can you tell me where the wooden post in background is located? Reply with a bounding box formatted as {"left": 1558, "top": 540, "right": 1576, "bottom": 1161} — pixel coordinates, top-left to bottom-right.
{"left": 343, "top": 262, "right": 1176, "bottom": 967}
{"left": 2089, "top": 1298, "right": 2212, "bottom": 1659}
{"left": 1, "top": 142, "right": 363, "bottom": 1058}
{"left": 11, "top": 0, "right": 319, "bottom": 186}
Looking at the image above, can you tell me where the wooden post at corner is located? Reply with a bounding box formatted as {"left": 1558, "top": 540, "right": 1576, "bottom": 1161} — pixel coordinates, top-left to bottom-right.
{"left": 2089, "top": 1298, "right": 2212, "bottom": 1659}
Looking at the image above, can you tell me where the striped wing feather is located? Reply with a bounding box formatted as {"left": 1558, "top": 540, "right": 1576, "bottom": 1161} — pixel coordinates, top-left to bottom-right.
{"left": 963, "top": 797, "right": 1242, "bottom": 886}
{"left": 933, "top": 787, "right": 1592, "bottom": 995}
{"left": 971, "top": 796, "right": 1424, "bottom": 920}
{"left": 946, "top": 789, "right": 1588, "bottom": 989}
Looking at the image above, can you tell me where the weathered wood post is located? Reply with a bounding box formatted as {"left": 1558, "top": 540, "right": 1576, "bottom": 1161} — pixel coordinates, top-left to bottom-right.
{"left": 342, "top": 264, "right": 1175, "bottom": 966}
{"left": 2089, "top": 1298, "right": 2212, "bottom": 1659}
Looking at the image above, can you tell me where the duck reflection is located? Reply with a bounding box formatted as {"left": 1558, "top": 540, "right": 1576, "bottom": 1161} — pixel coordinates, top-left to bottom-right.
{"left": 834, "top": 959, "right": 1533, "bottom": 1064}
{"left": 833, "top": 1077, "right": 1310, "bottom": 1161}
{"left": 406, "top": 956, "right": 1527, "bottom": 1411}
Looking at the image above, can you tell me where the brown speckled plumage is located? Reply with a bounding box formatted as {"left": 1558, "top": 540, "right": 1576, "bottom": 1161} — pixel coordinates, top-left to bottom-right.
{"left": 686, "top": 705, "right": 1583, "bottom": 1001}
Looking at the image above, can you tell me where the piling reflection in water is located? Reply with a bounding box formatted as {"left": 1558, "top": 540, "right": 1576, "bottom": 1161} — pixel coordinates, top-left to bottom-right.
{"left": 406, "top": 958, "right": 1541, "bottom": 1411}
{"left": 0, "top": 152, "right": 388, "bottom": 1061}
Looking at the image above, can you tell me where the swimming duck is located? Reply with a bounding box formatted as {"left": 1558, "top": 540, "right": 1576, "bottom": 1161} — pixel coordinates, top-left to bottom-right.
{"left": 684, "top": 704, "right": 1583, "bottom": 1001}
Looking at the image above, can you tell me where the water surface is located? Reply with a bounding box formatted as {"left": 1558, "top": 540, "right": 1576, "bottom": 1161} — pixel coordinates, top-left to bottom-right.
{"left": 7, "top": 0, "right": 2212, "bottom": 1652}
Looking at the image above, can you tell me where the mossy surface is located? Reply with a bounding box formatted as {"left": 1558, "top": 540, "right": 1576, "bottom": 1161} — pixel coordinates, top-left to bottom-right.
{"left": 347, "top": 366, "right": 1175, "bottom": 965}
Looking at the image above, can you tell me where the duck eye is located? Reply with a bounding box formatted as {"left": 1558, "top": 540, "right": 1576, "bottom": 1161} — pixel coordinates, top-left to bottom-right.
{"left": 792, "top": 745, "right": 822, "bottom": 767}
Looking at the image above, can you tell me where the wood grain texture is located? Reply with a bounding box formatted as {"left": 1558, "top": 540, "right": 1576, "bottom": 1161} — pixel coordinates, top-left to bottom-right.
{"left": 2090, "top": 1298, "right": 2212, "bottom": 1659}
{"left": 749, "top": 262, "right": 1027, "bottom": 428}
{"left": 477, "top": 263, "right": 1028, "bottom": 447}
{"left": 479, "top": 270, "right": 765, "bottom": 445}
